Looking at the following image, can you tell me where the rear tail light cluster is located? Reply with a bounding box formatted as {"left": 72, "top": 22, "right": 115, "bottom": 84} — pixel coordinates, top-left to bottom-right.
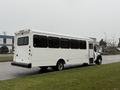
{"left": 29, "top": 46, "right": 32, "bottom": 56}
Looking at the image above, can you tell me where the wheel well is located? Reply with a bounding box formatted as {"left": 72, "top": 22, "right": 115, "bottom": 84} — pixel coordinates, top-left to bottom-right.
{"left": 57, "top": 59, "right": 66, "bottom": 65}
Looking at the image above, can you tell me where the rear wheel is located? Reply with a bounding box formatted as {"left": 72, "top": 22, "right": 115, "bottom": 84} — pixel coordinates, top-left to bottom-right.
{"left": 83, "top": 63, "right": 89, "bottom": 66}
{"left": 55, "top": 61, "right": 64, "bottom": 71}
{"left": 40, "top": 67, "right": 48, "bottom": 71}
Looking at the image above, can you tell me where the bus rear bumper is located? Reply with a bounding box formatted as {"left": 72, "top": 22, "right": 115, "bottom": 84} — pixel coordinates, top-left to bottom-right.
{"left": 11, "top": 61, "right": 32, "bottom": 68}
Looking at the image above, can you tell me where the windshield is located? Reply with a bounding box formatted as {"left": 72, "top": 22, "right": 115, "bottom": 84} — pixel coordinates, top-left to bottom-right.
{"left": 17, "top": 36, "right": 29, "bottom": 46}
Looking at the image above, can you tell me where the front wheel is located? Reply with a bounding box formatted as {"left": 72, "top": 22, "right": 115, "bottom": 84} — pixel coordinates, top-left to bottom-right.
{"left": 95, "top": 57, "right": 102, "bottom": 65}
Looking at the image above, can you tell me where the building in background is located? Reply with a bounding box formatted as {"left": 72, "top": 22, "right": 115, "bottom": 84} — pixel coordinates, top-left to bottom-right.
{"left": 0, "top": 35, "right": 14, "bottom": 54}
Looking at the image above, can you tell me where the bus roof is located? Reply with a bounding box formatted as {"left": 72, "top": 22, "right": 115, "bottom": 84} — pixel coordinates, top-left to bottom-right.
{"left": 16, "top": 29, "right": 94, "bottom": 42}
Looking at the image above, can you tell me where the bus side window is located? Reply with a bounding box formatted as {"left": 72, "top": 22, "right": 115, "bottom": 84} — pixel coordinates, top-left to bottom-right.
{"left": 33, "top": 35, "right": 47, "bottom": 48}
{"left": 70, "top": 39, "right": 79, "bottom": 49}
{"left": 79, "top": 40, "right": 86, "bottom": 49}
{"left": 89, "top": 44, "right": 93, "bottom": 49}
{"left": 48, "top": 37, "right": 60, "bottom": 48}
{"left": 60, "top": 38, "right": 70, "bottom": 49}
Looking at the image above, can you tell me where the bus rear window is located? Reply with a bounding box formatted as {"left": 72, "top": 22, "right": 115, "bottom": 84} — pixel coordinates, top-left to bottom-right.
{"left": 17, "top": 36, "right": 29, "bottom": 46}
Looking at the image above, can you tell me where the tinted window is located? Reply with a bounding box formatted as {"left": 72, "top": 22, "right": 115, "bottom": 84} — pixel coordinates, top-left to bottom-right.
{"left": 18, "top": 36, "right": 29, "bottom": 46}
{"left": 60, "top": 38, "right": 70, "bottom": 49}
{"left": 33, "top": 35, "right": 47, "bottom": 48}
{"left": 89, "top": 44, "right": 93, "bottom": 49}
{"left": 48, "top": 37, "right": 60, "bottom": 48}
{"left": 70, "top": 39, "right": 79, "bottom": 49}
{"left": 3, "top": 38, "right": 6, "bottom": 44}
{"left": 79, "top": 40, "right": 86, "bottom": 49}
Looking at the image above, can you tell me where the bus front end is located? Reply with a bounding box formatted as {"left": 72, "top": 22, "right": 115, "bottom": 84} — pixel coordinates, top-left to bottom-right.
{"left": 11, "top": 30, "right": 32, "bottom": 68}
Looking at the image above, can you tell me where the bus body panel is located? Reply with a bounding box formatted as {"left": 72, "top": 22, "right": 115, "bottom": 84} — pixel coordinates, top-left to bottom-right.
{"left": 13, "top": 29, "right": 94, "bottom": 68}
{"left": 14, "top": 34, "right": 31, "bottom": 64}
{"left": 31, "top": 48, "right": 89, "bottom": 67}
{"left": 88, "top": 42, "right": 94, "bottom": 59}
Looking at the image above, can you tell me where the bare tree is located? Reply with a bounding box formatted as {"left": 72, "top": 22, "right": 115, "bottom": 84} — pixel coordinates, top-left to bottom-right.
{"left": 118, "top": 38, "right": 120, "bottom": 47}
{"left": 107, "top": 36, "right": 117, "bottom": 47}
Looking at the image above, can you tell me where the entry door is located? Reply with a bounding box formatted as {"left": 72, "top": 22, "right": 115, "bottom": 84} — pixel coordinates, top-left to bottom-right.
{"left": 88, "top": 43, "right": 94, "bottom": 58}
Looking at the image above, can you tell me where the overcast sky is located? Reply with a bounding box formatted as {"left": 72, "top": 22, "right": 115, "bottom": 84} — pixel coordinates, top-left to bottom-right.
{"left": 0, "top": 0, "right": 120, "bottom": 41}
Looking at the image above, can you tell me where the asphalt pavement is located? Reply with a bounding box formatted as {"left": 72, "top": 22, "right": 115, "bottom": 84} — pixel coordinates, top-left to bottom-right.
{"left": 0, "top": 55, "right": 120, "bottom": 80}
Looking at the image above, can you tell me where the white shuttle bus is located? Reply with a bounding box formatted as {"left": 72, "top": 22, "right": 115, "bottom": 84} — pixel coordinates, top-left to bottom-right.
{"left": 11, "top": 29, "right": 102, "bottom": 71}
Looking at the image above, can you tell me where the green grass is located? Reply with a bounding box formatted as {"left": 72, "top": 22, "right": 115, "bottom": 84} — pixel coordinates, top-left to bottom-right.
{"left": 0, "top": 54, "right": 13, "bottom": 62}
{"left": 0, "top": 63, "right": 120, "bottom": 90}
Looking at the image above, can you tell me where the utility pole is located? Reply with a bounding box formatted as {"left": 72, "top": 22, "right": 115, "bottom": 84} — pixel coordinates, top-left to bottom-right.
{"left": 2, "top": 32, "right": 6, "bottom": 36}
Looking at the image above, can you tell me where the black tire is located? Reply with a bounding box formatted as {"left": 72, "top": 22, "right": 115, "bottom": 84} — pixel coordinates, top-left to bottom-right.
{"left": 95, "top": 57, "right": 102, "bottom": 65}
{"left": 83, "top": 63, "right": 89, "bottom": 66}
{"left": 56, "top": 61, "right": 64, "bottom": 71}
